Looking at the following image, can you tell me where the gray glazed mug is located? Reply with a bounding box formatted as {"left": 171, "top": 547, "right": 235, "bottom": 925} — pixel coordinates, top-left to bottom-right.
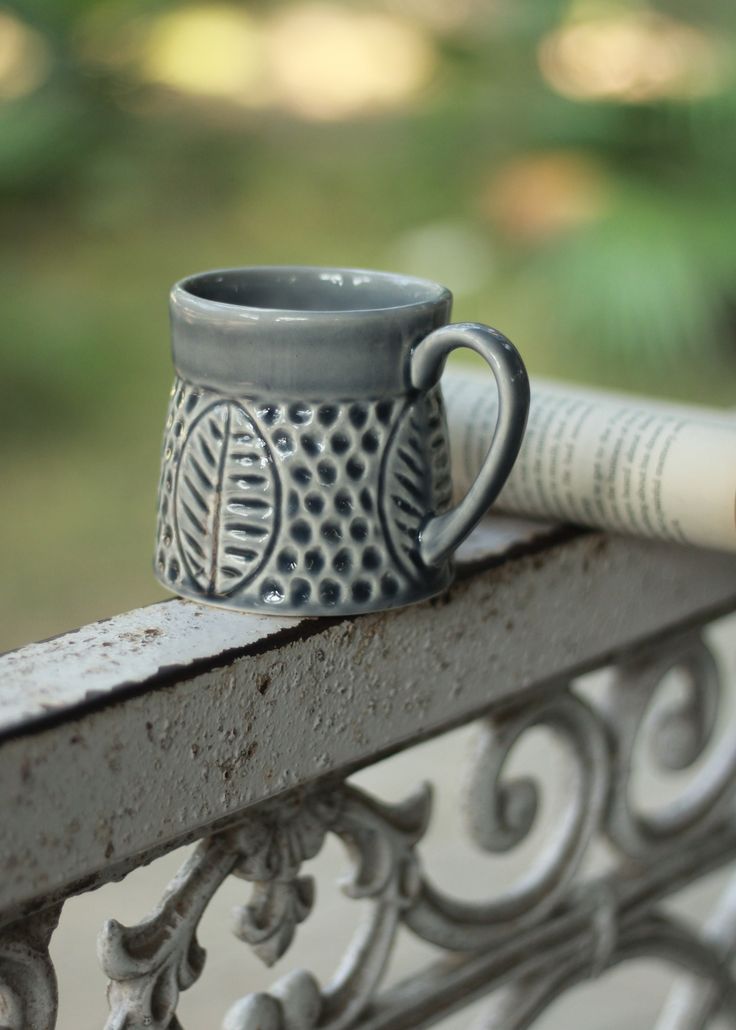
{"left": 154, "top": 266, "right": 529, "bottom": 616}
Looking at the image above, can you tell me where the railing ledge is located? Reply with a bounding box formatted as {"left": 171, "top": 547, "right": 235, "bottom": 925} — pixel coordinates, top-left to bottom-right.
{"left": 1, "top": 515, "right": 735, "bottom": 922}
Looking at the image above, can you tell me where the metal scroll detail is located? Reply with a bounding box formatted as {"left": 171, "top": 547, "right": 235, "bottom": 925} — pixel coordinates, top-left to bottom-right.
{"left": 99, "top": 627, "right": 736, "bottom": 1029}
{"left": 98, "top": 793, "right": 341, "bottom": 1030}
{"left": 98, "top": 787, "right": 430, "bottom": 1030}
{"left": 0, "top": 904, "right": 61, "bottom": 1030}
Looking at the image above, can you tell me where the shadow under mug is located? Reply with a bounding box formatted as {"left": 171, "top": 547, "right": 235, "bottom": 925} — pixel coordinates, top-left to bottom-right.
{"left": 154, "top": 266, "right": 530, "bottom": 616}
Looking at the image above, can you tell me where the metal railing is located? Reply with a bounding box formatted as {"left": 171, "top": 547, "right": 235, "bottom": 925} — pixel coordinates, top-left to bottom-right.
{"left": 2, "top": 517, "right": 736, "bottom": 1029}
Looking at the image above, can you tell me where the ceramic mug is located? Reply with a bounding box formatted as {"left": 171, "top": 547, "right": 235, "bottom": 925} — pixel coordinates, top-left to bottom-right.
{"left": 154, "top": 266, "right": 529, "bottom": 616}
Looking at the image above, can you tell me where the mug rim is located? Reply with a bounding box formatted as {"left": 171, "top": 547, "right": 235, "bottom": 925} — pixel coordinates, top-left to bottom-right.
{"left": 169, "top": 264, "right": 454, "bottom": 396}
{"left": 172, "top": 264, "right": 453, "bottom": 320}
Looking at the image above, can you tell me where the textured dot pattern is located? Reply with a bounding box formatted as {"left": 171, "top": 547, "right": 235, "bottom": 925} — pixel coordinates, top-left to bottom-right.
{"left": 249, "top": 393, "right": 405, "bottom": 610}
{"left": 155, "top": 378, "right": 453, "bottom": 613}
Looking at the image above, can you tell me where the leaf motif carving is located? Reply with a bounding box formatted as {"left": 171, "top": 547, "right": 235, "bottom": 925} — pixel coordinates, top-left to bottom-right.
{"left": 99, "top": 838, "right": 236, "bottom": 1030}
{"left": 99, "top": 627, "right": 736, "bottom": 1030}
{"left": 99, "top": 794, "right": 341, "bottom": 1030}
{"left": 232, "top": 878, "right": 315, "bottom": 967}
{"left": 174, "top": 401, "right": 279, "bottom": 597}
{"left": 225, "top": 784, "right": 432, "bottom": 1030}
{"left": 228, "top": 793, "right": 341, "bottom": 966}
{"left": 381, "top": 384, "right": 452, "bottom": 578}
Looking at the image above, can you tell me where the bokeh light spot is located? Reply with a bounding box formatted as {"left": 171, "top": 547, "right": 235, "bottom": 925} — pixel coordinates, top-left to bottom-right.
{"left": 0, "top": 9, "right": 51, "bottom": 102}
{"left": 483, "top": 151, "right": 608, "bottom": 242}
{"left": 264, "top": 3, "right": 435, "bottom": 120}
{"left": 538, "top": 11, "right": 723, "bottom": 104}
{"left": 140, "top": 5, "right": 262, "bottom": 104}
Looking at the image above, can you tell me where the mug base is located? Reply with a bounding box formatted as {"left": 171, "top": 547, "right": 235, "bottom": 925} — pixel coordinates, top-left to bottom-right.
{"left": 154, "top": 565, "right": 454, "bottom": 619}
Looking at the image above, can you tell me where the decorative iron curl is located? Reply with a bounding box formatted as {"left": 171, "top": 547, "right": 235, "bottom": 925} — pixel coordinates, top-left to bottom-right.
{"left": 471, "top": 911, "right": 736, "bottom": 1030}
{"left": 99, "top": 791, "right": 341, "bottom": 1030}
{"left": 604, "top": 630, "right": 736, "bottom": 863}
{"left": 404, "top": 687, "right": 610, "bottom": 951}
{"left": 223, "top": 784, "right": 431, "bottom": 1030}
{"left": 99, "top": 784, "right": 431, "bottom": 1030}
{"left": 98, "top": 623, "right": 736, "bottom": 1030}
{"left": 655, "top": 872, "right": 736, "bottom": 1030}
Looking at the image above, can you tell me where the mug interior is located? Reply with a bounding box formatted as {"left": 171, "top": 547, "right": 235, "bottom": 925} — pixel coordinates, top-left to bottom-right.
{"left": 181, "top": 267, "right": 449, "bottom": 314}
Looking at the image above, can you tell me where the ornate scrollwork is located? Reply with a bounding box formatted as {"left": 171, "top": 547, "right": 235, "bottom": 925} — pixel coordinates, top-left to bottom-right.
{"left": 99, "top": 624, "right": 736, "bottom": 1029}
{"left": 99, "top": 785, "right": 430, "bottom": 1030}
{"left": 223, "top": 785, "right": 430, "bottom": 1030}
{"left": 227, "top": 792, "right": 342, "bottom": 967}
{"left": 655, "top": 872, "right": 736, "bottom": 1029}
{"left": 405, "top": 687, "right": 610, "bottom": 951}
{"left": 471, "top": 910, "right": 736, "bottom": 1030}
{"left": 98, "top": 791, "right": 341, "bottom": 1030}
{"left": 0, "top": 903, "right": 61, "bottom": 1030}
{"left": 604, "top": 629, "right": 736, "bottom": 861}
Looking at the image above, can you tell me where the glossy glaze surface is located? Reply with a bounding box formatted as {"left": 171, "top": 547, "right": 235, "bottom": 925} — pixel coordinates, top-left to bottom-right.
{"left": 155, "top": 265, "right": 529, "bottom": 615}
{"left": 170, "top": 266, "right": 452, "bottom": 397}
{"left": 155, "top": 378, "right": 453, "bottom": 615}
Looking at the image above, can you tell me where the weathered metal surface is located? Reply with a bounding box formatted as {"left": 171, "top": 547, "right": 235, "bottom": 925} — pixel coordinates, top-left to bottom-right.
{"left": 1, "top": 523, "right": 735, "bottom": 925}
{"left": 0, "top": 600, "right": 302, "bottom": 735}
{"left": 95, "top": 628, "right": 736, "bottom": 1028}
{"left": 98, "top": 786, "right": 427, "bottom": 1030}
{"left": 0, "top": 515, "right": 556, "bottom": 736}
{"left": 0, "top": 903, "right": 61, "bottom": 1030}
{"left": 655, "top": 873, "right": 736, "bottom": 1029}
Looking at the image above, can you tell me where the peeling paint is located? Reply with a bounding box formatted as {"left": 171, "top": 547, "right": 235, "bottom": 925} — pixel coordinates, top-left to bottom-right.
{"left": 0, "top": 521, "right": 735, "bottom": 922}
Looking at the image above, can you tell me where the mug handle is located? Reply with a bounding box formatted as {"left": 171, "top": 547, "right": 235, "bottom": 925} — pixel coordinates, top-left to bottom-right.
{"left": 410, "top": 322, "right": 530, "bottom": 567}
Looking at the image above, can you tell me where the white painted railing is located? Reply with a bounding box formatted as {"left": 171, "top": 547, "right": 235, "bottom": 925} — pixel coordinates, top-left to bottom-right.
{"left": 2, "top": 516, "right": 736, "bottom": 1029}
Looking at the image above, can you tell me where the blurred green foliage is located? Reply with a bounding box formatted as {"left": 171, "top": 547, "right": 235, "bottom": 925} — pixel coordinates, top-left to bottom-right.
{"left": 2, "top": 0, "right": 735, "bottom": 648}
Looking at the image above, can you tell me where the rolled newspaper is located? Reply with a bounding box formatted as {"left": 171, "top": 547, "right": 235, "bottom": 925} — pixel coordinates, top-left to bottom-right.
{"left": 443, "top": 370, "right": 736, "bottom": 553}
